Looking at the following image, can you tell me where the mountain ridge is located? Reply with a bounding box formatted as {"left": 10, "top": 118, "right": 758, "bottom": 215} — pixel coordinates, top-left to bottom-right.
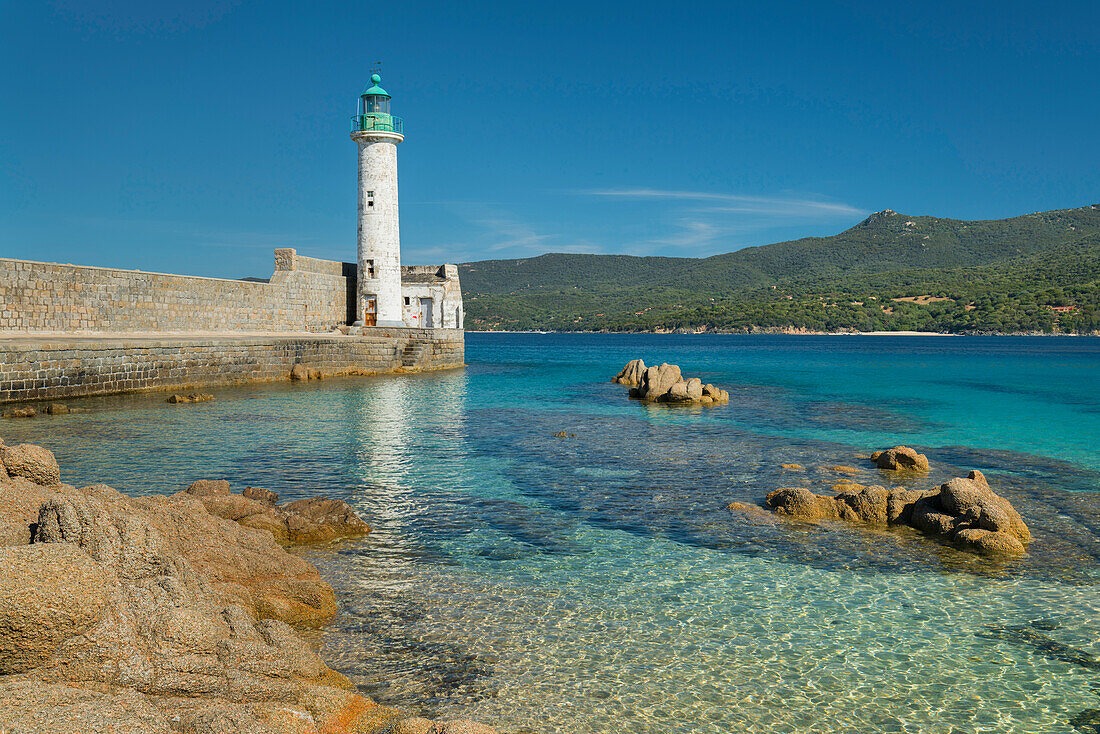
{"left": 459, "top": 203, "right": 1100, "bottom": 334}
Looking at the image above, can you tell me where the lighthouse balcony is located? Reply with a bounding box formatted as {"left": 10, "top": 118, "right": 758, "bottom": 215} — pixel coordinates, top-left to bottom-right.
{"left": 350, "top": 114, "right": 404, "bottom": 134}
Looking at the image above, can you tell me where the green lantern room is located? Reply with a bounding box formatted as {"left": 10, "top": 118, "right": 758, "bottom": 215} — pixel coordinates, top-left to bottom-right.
{"left": 352, "top": 73, "right": 403, "bottom": 134}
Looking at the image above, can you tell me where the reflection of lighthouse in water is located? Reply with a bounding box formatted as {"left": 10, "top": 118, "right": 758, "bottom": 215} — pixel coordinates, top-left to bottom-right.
{"left": 343, "top": 371, "right": 468, "bottom": 543}
{"left": 314, "top": 372, "right": 486, "bottom": 704}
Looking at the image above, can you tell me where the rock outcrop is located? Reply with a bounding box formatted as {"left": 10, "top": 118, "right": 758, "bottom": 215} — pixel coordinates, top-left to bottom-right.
{"left": 3, "top": 443, "right": 61, "bottom": 486}
{"left": 911, "top": 471, "right": 1031, "bottom": 555}
{"left": 615, "top": 361, "right": 730, "bottom": 405}
{"left": 0, "top": 438, "right": 497, "bottom": 734}
{"left": 870, "top": 445, "right": 930, "bottom": 473}
{"left": 764, "top": 469, "right": 1030, "bottom": 555}
{"left": 612, "top": 358, "right": 647, "bottom": 386}
{"left": 182, "top": 480, "right": 371, "bottom": 546}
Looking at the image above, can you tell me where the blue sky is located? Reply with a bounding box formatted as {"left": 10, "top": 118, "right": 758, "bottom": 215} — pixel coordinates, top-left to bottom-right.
{"left": 1, "top": 0, "right": 1098, "bottom": 279}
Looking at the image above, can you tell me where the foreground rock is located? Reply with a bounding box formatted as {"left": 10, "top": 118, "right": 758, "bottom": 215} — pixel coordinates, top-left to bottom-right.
{"left": 764, "top": 469, "right": 1031, "bottom": 555}
{"left": 2, "top": 443, "right": 61, "bottom": 486}
{"left": 615, "top": 360, "right": 730, "bottom": 405}
{"left": 183, "top": 479, "right": 371, "bottom": 545}
{"left": 0, "top": 438, "right": 497, "bottom": 734}
{"left": 870, "top": 445, "right": 930, "bottom": 473}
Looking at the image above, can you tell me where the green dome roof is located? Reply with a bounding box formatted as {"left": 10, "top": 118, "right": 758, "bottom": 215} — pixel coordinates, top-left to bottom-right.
{"left": 361, "top": 73, "right": 390, "bottom": 97}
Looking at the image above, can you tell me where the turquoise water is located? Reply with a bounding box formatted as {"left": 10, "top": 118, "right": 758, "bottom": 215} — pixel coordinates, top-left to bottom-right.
{"left": 4, "top": 334, "right": 1100, "bottom": 733}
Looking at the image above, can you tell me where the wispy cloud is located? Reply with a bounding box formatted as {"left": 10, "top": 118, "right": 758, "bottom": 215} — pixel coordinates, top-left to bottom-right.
{"left": 569, "top": 186, "right": 868, "bottom": 257}
{"left": 474, "top": 216, "right": 554, "bottom": 253}
{"left": 650, "top": 219, "right": 721, "bottom": 250}
{"left": 584, "top": 188, "right": 865, "bottom": 217}
{"left": 403, "top": 205, "right": 563, "bottom": 264}
{"left": 198, "top": 241, "right": 299, "bottom": 250}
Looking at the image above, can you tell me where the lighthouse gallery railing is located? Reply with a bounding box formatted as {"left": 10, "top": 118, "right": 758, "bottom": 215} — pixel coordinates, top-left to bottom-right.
{"left": 350, "top": 114, "right": 404, "bottom": 134}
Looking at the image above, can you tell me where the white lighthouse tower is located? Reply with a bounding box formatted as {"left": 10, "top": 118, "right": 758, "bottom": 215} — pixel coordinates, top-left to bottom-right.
{"left": 350, "top": 74, "right": 404, "bottom": 327}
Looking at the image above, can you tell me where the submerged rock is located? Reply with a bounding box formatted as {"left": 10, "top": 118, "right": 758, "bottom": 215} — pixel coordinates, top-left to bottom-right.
{"left": 2, "top": 407, "right": 36, "bottom": 419}
{"left": 764, "top": 469, "right": 1030, "bottom": 556}
{"left": 870, "top": 445, "right": 930, "bottom": 473}
{"left": 825, "top": 465, "right": 862, "bottom": 475}
{"left": 390, "top": 719, "right": 500, "bottom": 734}
{"left": 725, "top": 501, "right": 782, "bottom": 525}
{"left": 182, "top": 480, "right": 371, "bottom": 546}
{"left": 167, "top": 393, "right": 214, "bottom": 404}
{"left": 388, "top": 720, "right": 501, "bottom": 734}
{"left": 615, "top": 360, "right": 730, "bottom": 405}
{"left": 0, "top": 442, "right": 497, "bottom": 733}
{"left": 978, "top": 624, "right": 1100, "bottom": 671}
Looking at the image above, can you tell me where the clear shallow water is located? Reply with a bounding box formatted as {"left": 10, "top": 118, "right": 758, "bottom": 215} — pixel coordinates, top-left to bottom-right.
{"left": 4, "top": 334, "right": 1100, "bottom": 733}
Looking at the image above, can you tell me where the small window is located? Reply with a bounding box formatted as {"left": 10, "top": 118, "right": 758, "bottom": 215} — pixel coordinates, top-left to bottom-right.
{"left": 366, "top": 191, "right": 375, "bottom": 208}
{"left": 365, "top": 259, "right": 375, "bottom": 278}
{"left": 404, "top": 296, "right": 410, "bottom": 305}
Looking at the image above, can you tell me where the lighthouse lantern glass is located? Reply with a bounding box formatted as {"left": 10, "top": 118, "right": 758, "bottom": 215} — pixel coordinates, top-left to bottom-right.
{"left": 364, "top": 95, "right": 390, "bottom": 115}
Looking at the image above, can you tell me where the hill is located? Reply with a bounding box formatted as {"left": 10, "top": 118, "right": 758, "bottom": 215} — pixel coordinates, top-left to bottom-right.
{"left": 459, "top": 204, "right": 1100, "bottom": 334}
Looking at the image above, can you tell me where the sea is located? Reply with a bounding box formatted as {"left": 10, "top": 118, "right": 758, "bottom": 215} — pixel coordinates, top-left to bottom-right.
{"left": 4, "top": 333, "right": 1099, "bottom": 733}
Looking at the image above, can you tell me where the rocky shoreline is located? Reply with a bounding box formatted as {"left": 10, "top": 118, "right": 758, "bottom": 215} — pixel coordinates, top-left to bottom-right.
{"left": 0, "top": 438, "right": 496, "bottom": 734}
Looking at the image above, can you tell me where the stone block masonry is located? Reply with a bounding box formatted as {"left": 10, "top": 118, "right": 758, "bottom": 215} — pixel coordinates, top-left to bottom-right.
{"left": 0, "top": 250, "right": 350, "bottom": 333}
{"left": 0, "top": 329, "right": 464, "bottom": 403}
{"left": 0, "top": 251, "right": 464, "bottom": 401}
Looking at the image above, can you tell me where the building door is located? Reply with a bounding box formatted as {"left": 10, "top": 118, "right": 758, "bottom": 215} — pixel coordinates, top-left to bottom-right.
{"left": 419, "top": 297, "right": 434, "bottom": 328}
{"left": 343, "top": 262, "right": 357, "bottom": 325}
{"left": 363, "top": 296, "right": 377, "bottom": 326}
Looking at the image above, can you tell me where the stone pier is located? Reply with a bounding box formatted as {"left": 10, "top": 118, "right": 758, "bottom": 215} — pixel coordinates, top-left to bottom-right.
{"left": 0, "top": 329, "right": 464, "bottom": 403}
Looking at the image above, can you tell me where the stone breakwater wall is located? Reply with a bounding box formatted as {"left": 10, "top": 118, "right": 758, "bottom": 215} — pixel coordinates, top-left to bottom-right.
{"left": 0, "top": 329, "right": 464, "bottom": 403}
{"left": 0, "top": 249, "right": 354, "bottom": 333}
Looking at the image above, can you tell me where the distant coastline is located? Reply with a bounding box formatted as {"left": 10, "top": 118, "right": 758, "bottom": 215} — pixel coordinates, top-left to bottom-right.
{"left": 460, "top": 203, "right": 1100, "bottom": 338}
{"left": 468, "top": 328, "right": 1095, "bottom": 336}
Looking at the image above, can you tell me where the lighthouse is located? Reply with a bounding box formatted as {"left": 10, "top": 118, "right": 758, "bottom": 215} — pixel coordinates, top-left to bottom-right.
{"left": 350, "top": 74, "right": 404, "bottom": 327}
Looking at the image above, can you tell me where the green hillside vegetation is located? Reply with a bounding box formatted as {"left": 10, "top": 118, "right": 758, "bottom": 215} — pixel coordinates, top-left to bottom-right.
{"left": 459, "top": 205, "right": 1100, "bottom": 334}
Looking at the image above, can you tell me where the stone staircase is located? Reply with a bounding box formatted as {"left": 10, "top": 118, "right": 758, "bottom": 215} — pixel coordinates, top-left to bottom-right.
{"left": 400, "top": 340, "right": 430, "bottom": 368}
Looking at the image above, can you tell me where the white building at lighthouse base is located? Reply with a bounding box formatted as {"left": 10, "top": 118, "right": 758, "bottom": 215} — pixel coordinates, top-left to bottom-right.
{"left": 399, "top": 264, "right": 463, "bottom": 329}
